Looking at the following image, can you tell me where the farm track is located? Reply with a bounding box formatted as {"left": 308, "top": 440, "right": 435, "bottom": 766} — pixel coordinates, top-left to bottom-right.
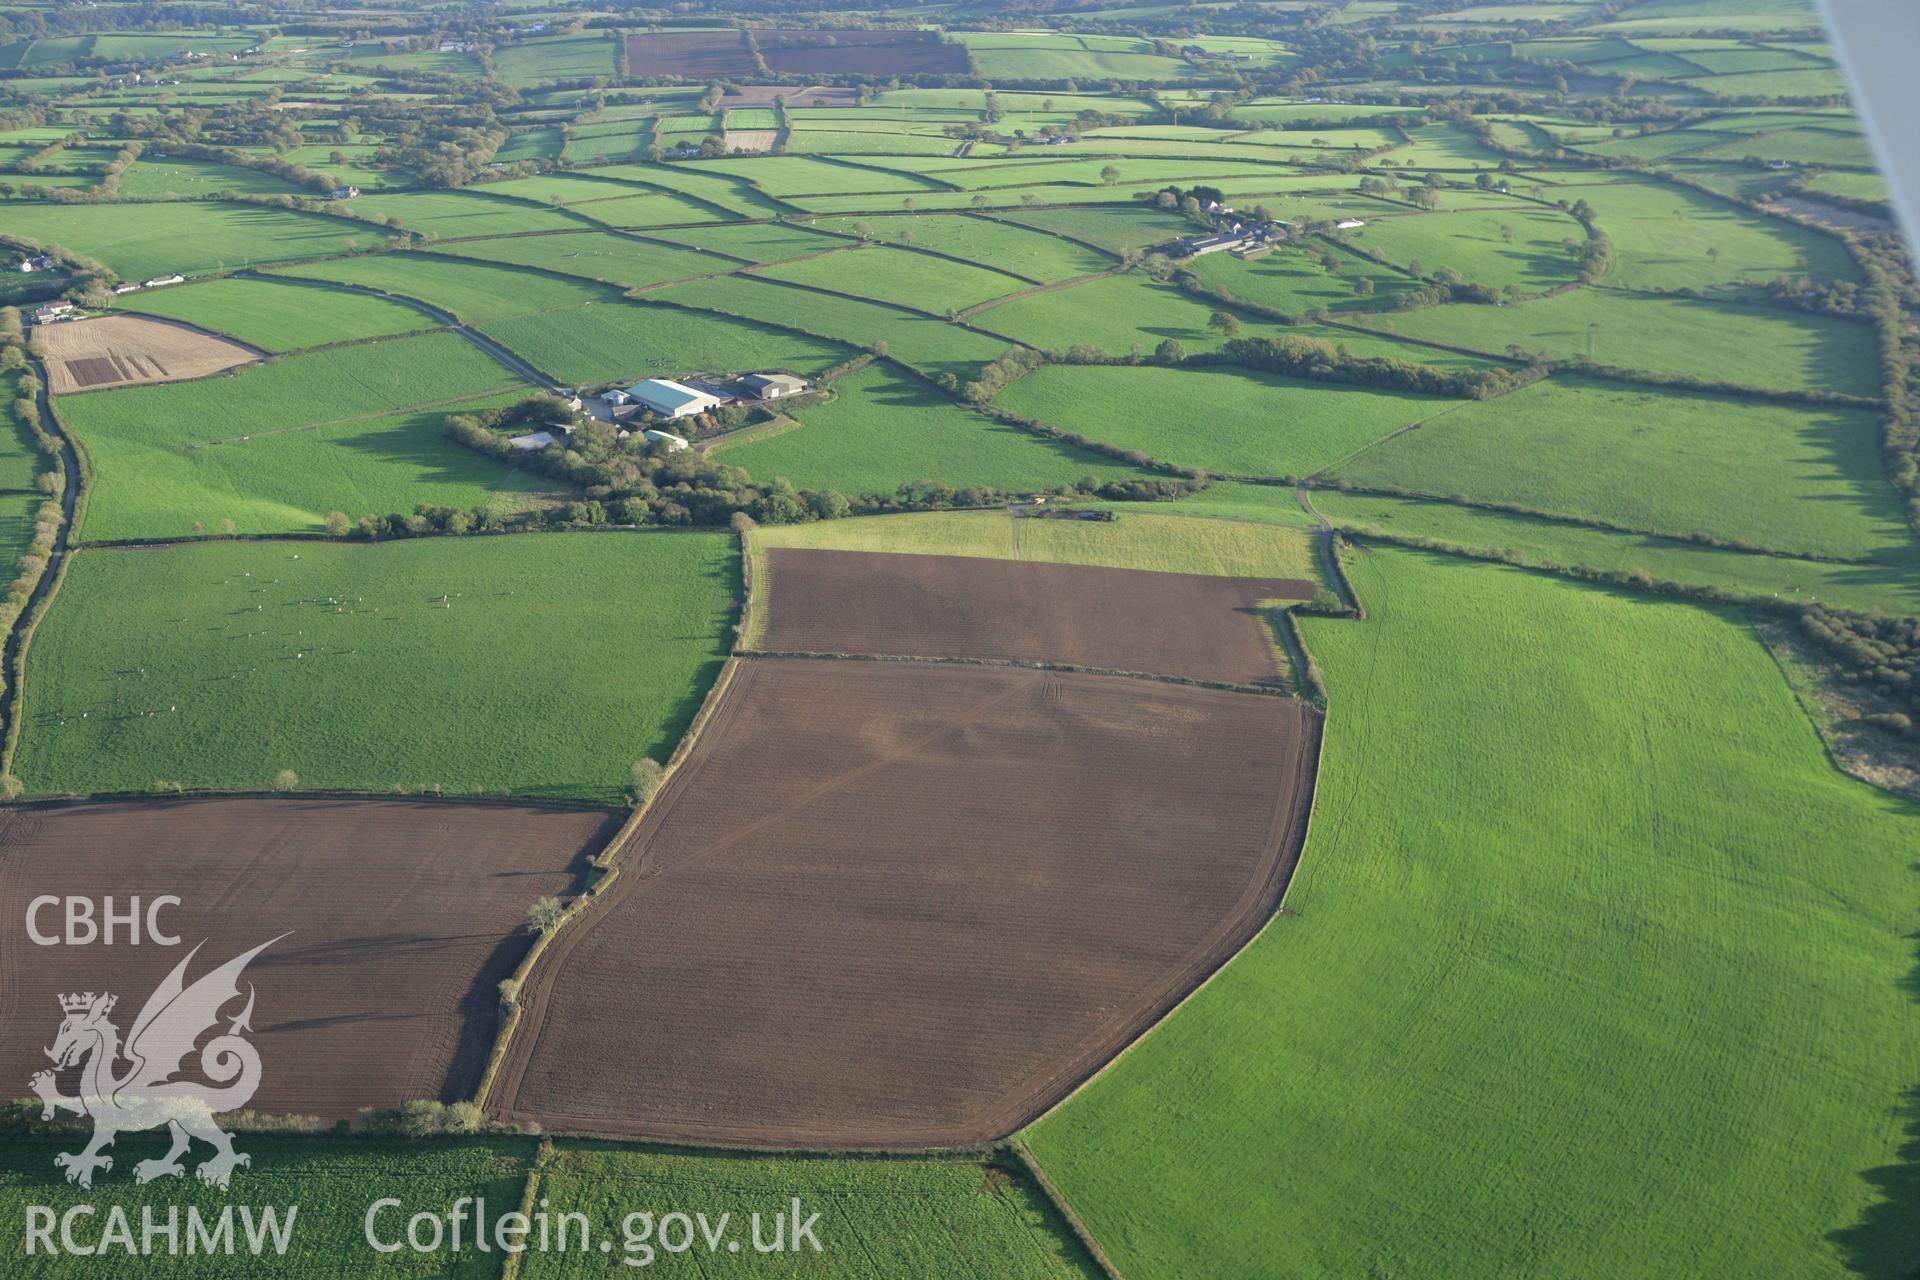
{"left": 956, "top": 266, "right": 1127, "bottom": 318}
{"left": 241, "top": 271, "right": 566, "bottom": 391}
{"left": 1296, "top": 483, "right": 1358, "bottom": 614}
{"left": 0, "top": 347, "right": 80, "bottom": 767}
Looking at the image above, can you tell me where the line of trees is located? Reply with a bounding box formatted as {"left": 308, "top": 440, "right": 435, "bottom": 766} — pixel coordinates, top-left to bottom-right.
{"left": 428, "top": 394, "right": 1205, "bottom": 533}
{"left": 1198, "top": 333, "right": 1551, "bottom": 400}
{"left": 1800, "top": 607, "right": 1920, "bottom": 737}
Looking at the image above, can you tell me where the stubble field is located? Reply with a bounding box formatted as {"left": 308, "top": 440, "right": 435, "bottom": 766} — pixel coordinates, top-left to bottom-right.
{"left": 37, "top": 315, "right": 257, "bottom": 393}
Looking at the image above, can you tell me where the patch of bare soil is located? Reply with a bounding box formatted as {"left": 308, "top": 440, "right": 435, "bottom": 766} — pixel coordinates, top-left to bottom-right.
{"left": 0, "top": 798, "right": 618, "bottom": 1119}
{"left": 36, "top": 314, "right": 257, "bottom": 394}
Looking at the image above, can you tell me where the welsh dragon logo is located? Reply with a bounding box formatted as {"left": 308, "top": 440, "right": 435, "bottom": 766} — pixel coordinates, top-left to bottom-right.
{"left": 29, "top": 936, "right": 285, "bottom": 1190}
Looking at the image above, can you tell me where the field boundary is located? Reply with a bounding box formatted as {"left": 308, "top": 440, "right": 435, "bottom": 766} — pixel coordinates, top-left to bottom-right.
{"left": 1019, "top": 655, "right": 1332, "bottom": 1140}
{"left": 738, "top": 646, "right": 1299, "bottom": 698}
{"left": 1008, "top": 1139, "right": 1128, "bottom": 1280}
{"left": 0, "top": 352, "right": 81, "bottom": 785}
{"left": 1308, "top": 479, "right": 1872, "bottom": 565}
{"left": 497, "top": 1138, "right": 555, "bottom": 1280}
{"left": 474, "top": 650, "right": 747, "bottom": 1114}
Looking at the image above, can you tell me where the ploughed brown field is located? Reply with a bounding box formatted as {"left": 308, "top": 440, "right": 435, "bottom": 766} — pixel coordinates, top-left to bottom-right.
{"left": 624, "top": 30, "right": 755, "bottom": 78}
{"left": 750, "top": 28, "right": 970, "bottom": 75}
{"left": 760, "top": 548, "right": 1312, "bottom": 687}
{"left": 490, "top": 656, "right": 1319, "bottom": 1147}
{"left": 724, "top": 84, "right": 856, "bottom": 108}
{"left": 36, "top": 314, "right": 257, "bottom": 393}
{"left": 0, "top": 798, "right": 617, "bottom": 1119}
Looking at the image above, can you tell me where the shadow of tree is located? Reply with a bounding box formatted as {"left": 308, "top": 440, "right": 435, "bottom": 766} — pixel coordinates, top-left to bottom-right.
{"left": 1829, "top": 892, "right": 1920, "bottom": 1279}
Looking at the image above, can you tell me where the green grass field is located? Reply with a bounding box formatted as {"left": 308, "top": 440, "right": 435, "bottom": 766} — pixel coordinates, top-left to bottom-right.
{"left": 1314, "top": 489, "right": 1920, "bottom": 614}
{"left": 519, "top": 1145, "right": 1101, "bottom": 1278}
{"left": 957, "top": 31, "right": 1198, "bottom": 82}
{"left": 56, "top": 333, "right": 524, "bottom": 538}
{"left": 0, "top": 203, "right": 371, "bottom": 280}
{"left": 0, "top": 1136, "right": 533, "bottom": 1278}
{"left": 114, "top": 277, "right": 435, "bottom": 353}
{"left": 339, "top": 191, "right": 588, "bottom": 240}
{"left": 71, "top": 390, "right": 561, "bottom": 542}
{"left": 268, "top": 255, "right": 618, "bottom": 324}
{"left": 14, "top": 532, "right": 736, "bottom": 800}
{"left": 115, "top": 156, "right": 306, "bottom": 199}
{"left": 718, "top": 363, "right": 1148, "bottom": 496}
{"left": 641, "top": 220, "right": 849, "bottom": 264}
{"left": 1343, "top": 206, "right": 1586, "bottom": 292}
{"left": 1800, "top": 170, "right": 1886, "bottom": 203}
{"left": 814, "top": 214, "right": 1112, "bottom": 282}
{"left": 560, "top": 192, "right": 740, "bottom": 228}
{"left": 491, "top": 33, "right": 618, "bottom": 85}
{"left": 652, "top": 275, "right": 1010, "bottom": 381}
{"left": 476, "top": 300, "right": 850, "bottom": 385}
{"left": 1567, "top": 177, "right": 1858, "bottom": 293}
{"left": 996, "top": 205, "right": 1194, "bottom": 254}
{"left": 1187, "top": 244, "right": 1418, "bottom": 316}
{"left": 755, "top": 244, "right": 1031, "bottom": 314}
{"left": 1027, "top": 545, "right": 1920, "bottom": 1279}
{"left": 971, "top": 272, "right": 1269, "bottom": 357}
{"left": 593, "top": 163, "right": 790, "bottom": 218}
{"left": 1329, "top": 374, "right": 1906, "bottom": 561}
{"left": 1359, "top": 286, "right": 1882, "bottom": 396}
{"left": 996, "top": 363, "right": 1456, "bottom": 479}
{"left": 431, "top": 232, "right": 726, "bottom": 290}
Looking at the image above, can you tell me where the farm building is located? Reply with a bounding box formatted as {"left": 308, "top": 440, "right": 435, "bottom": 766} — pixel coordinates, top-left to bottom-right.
{"left": 507, "top": 430, "right": 559, "bottom": 451}
{"left": 627, "top": 378, "right": 724, "bottom": 420}
{"left": 600, "top": 387, "right": 633, "bottom": 406}
{"left": 643, "top": 429, "right": 690, "bottom": 452}
{"left": 1175, "top": 230, "right": 1250, "bottom": 257}
{"left": 111, "top": 282, "right": 139, "bottom": 295}
{"left": 1335, "top": 219, "right": 1367, "bottom": 230}
{"left": 144, "top": 274, "right": 186, "bottom": 288}
{"left": 15, "top": 255, "right": 52, "bottom": 273}
{"left": 328, "top": 186, "right": 362, "bottom": 199}
{"left": 739, "top": 372, "right": 811, "bottom": 400}
{"left": 31, "top": 300, "right": 74, "bottom": 323}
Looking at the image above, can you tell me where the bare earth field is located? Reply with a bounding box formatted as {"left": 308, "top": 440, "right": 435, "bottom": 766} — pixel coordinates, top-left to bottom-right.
{"left": 0, "top": 798, "right": 618, "bottom": 1118}
{"left": 35, "top": 314, "right": 258, "bottom": 393}
{"left": 723, "top": 129, "right": 780, "bottom": 152}
{"left": 760, "top": 548, "right": 1312, "bottom": 687}
{"left": 751, "top": 28, "right": 970, "bottom": 75}
{"left": 725, "top": 84, "right": 855, "bottom": 107}
{"left": 624, "top": 30, "right": 755, "bottom": 78}
{"left": 490, "top": 656, "right": 1320, "bottom": 1147}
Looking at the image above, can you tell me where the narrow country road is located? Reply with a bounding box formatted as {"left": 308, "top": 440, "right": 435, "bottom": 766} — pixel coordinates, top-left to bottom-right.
{"left": 0, "top": 343, "right": 84, "bottom": 750}
{"left": 236, "top": 271, "right": 566, "bottom": 392}
{"left": 1296, "top": 482, "right": 1357, "bottom": 613}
